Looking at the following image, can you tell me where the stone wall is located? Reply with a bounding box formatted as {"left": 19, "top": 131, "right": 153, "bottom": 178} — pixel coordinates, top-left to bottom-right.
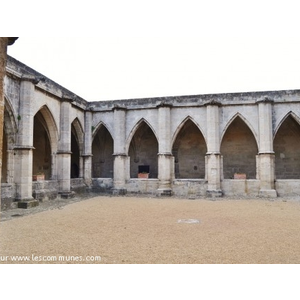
{"left": 222, "top": 179, "right": 260, "bottom": 197}
{"left": 275, "top": 180, "right": 300, "bottom": 197}
{"left": 274, "top": 115, "right": 300, "bottom": 179}
{"left": 92, "top": 126, "right": 114, "bottom": 178}
{"left": 92, "top": 178, "right": 113, "bottom": 193}
{"left": 33, "top": 111, "right": 52, "bottom": 179}
{"left": 32, "top": 180, "right": 59, "bottom": 201}
{"left": 221, "top": 116, "right": 258, "bottom": 179}
{"left": 172, "top": 119, "right": 206, "bottom": 179}
{"left": 0, "top": 38, "right": 7, "bottom": 210}
{"left": 128, "top": 121, "right": 158, "bottom": 179}
{"left": 126, "top": 179, "right": 159, "bottom": 195}
{"left": 172, "top": 179, "right": 207, "bottom": 198}
{"left": 3, "top": 54, "right": 300, "bottom": 209}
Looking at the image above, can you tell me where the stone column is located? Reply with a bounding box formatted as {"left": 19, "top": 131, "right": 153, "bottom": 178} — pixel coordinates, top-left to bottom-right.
{"left": 113, "top": 106, "right": 129, "bottom": 194}
{"left": 157, "top": 102, "right": 173, "bottom": 196}
{"left": 0, "top": 39, "right": 7, "bottom": 187}
{"left": 205, "top": 101, "right": 223, "bottom": 197}
{"left": 0, "top": 37, "right": 17, "bottom": 210}
{"left": 14, "top": 76, "right": 39, "bottom": 208}
{"left": 57, "top": 97, "right": 73, "bottom": 198}
{"left": 256, "top": 98, "right": 277, "bottom": 197}
{"left": 82, "top": 110, "right": 93, "bottom": 187}
{"left": 0, "top": 38, "right": 7, "bottom": 210}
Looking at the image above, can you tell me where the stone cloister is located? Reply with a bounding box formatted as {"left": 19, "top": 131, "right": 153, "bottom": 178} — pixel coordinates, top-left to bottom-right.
{"left": 2, "top": 55, "right": 300, "bottom": 209}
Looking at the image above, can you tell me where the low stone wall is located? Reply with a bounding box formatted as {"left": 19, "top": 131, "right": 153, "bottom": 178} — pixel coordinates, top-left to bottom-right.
{"left": 71, "top": 178, "right": 88, "bottom": 194}
{"left": 172, "top": 179, "right": 207, "bottom": 198}
{"left": 92, "top": 178, "right": 113, "bottom": 193}
{"left": 32, "top": 180, "right": 59, "bottom": 201}
{"left": 1, "top": 183, "right": 15, "bottom": 210}
{"left": 126, "top": 179, "right": 159, "bottom": 195}
{"left": 221, "top": 179, "right": 260, "bottom": 197}
{"left": 275, "top": 180, "right": 300, "bottom": 197}
{"left": 3, "top": 178, "right": 300, "bottom": 211}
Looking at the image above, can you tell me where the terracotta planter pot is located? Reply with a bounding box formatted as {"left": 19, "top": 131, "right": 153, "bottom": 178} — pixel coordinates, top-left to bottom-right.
{"left": 138, "top": 173, "right": 149, "bottom": 179}
{"left": 234, "top": 173, "right": 246, "bottom": 179}
{"left": 33, "top": 174, "right": 45, "bottom": 181}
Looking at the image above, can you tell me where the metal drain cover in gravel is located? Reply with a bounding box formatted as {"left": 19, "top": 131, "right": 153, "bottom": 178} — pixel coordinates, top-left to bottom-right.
{"left": 177, "top": 219, "right": 200, "bottom": 224}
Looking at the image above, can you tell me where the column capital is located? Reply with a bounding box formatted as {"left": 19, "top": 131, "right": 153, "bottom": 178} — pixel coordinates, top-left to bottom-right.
{"left": 157, "top": 152, "right": 173, "bottom": 157}
{"left": 258, "top": 151, "right": 275, "bottom": 155}
{"left": 113, "top": 153, "right": 128, "bottom": 157}
{"left": 206, "top": 151, "right": 221, "bottom": 156}
{"left": 57, "top": 150, "right": 72, "bottom": 155}
{"left": 14, "top": 145, "right": 35, "bottom": 150}
{"left": 81, "top": 153, "right": 93, "bottom": 157}
{"left": 21, "top": 74, "right": 44, "bottom": 85}
{"left": 204, "top": 100, "right": 222, "bottom": 107}
{"left": 7, "top": 37, "right": 18, "bottom": 46}
{"left": 113, "top": 104, "right": 127, "bottom": 111}
{"left": 61, "top": 94, "right": 74, "bottom": 103}
{"left": 256, "top": 97, "right": 274, "bottom": 104}
{"left": 156, "top": 101, "right": 173, "bottom": 108}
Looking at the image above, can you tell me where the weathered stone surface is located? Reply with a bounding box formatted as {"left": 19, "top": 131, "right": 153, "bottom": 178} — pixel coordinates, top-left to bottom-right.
{"left": 17, "top": 199, "right": 39, "bottom": 209}
{"left": 3, "top": 54, "right": 300, "bottom": 210}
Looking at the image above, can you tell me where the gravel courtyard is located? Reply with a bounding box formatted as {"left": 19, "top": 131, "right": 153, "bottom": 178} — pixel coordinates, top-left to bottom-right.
{"left": 1, "top": 196, "right": 300, "bottom": 264}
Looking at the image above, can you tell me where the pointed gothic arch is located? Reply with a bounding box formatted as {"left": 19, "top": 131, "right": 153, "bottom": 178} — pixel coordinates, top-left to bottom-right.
{"left": 126, "top": 118, "right": 158, "bottom": 154}
{"left": 92, "top": 123, "right": 114, "bottom": 178}
{"left": 3, "top": 96, "right": 17, "bottom": 145}
{"left": 71, "top": 118, "right": 84, "bottom": 153}
{"left": 71, "top": 118, "right": 84, "bottom": 178}
{"left": 37, "top": 105, "right": 58, "bottom": 152}
{"left": 2, "top": 97, "right": 17, "bottom": 183}
{"left": 92, "top": 121, "right": 114, "bottom": 141}
{"left": 274, "top": 111, "right": 300, "bottom": 137}
{"left": 221, "top": 115, "right": 258, "bottom": 179}
{"left": 274, "top": 112, "right": 300, "bottom": 179}
{"left": 171, "top": 116, "right": 207, "bottom": 147}
{"left": 172, "top": 117, "right": 207, "bottom": 179}
{"left": 33, "top": 106, "right": 58, "bottom": 180}
{"left": 128, "top": 119, "right": 158, "bottom": 178}
{"left": 221, "top": 112, "right": 258, "bottom": 146}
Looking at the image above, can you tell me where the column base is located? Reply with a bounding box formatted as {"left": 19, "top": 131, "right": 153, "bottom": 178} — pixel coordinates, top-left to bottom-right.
{"left": 157, "top": 188, "right": 173, "bottom": 197}
{"left": 59, "top": 191, "right": 76, "bottom": 199}
{"left": 259, "top": 189, "right": 277, "bottom": 198}
{"left": 206, "top": 190, "right": 223, "bottom": 198}
{"left": 112, "top": 188, "right": 127, "bottom": 195}
{"left": 17, "top": 199, "right": 39, "bottom": 209}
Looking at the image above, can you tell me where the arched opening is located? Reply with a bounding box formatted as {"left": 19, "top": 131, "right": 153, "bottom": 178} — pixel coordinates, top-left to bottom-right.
{"left": 92, "top": 125, "right": 114, "bottom": 178}
{"left": 274, "top": 115, "right": 300, "bottom": 179}
{"left": 2, "top": 99, "right": 17, "bottom": 184}
{"left": 1, "top": 128, "right": 8, "bottom": 183}
{"left": 221, "top": 116, "right": 258, "bottom": 179}
{"left": 172, "top": 119, "right": 207, "bottom": 179}
{"left": 71, "top": 124, "right": 80, "bottom": 178}
{"left": 129, "top": 121, "right": 158, "bottom": 178}
{"left": 33, "top": 111, "right": 52, "bottom": 179}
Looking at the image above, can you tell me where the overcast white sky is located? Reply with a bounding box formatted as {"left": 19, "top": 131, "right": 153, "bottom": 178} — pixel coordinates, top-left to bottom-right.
{"left": 5, "top": 1, "right": 300, "bottom": 102}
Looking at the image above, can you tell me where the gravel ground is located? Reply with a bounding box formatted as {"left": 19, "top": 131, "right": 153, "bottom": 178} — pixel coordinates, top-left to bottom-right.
{"left": 1, "top": 195, "right": 300, "bottom": 264}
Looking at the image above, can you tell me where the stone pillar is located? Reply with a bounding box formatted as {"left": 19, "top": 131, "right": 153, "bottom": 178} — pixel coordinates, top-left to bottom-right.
{"left": 205, "top": 101, "right": 223, "bottom": 197}
{"left": 113, "top": 106, "right": 129, "bottom": 194}
{"left": 0, "top": 37, "right": 17, "bottom": 210}
{"left": 14, "top": 77, "right": 38, "bottom": 208}
{"left": 0, "top": 38, "right": 7, "bottom": 210}
{"left": 57, "top": 97, "right": 73, "bottom": 198}
{"left": 157, "top": 103, "right": 173, "bottom": 196}
{"left": 82, "top": 110, "right": 93, "bottom": 187}
{"left": 256, "top": 98, "right": 277, "bottom": 198}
